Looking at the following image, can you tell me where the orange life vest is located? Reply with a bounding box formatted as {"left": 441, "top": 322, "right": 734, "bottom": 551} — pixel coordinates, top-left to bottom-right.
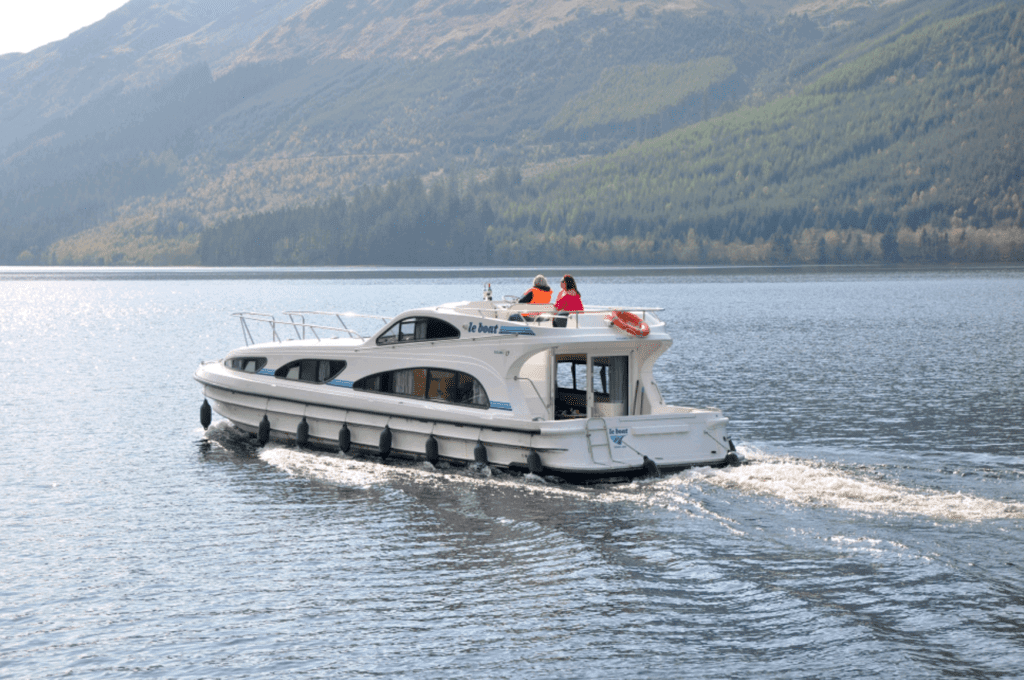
{"left": 526, "top": 287, "right": 552, "bottom": 304}
{"left": 522, "top": 287, "right": 552, "bottom": 318}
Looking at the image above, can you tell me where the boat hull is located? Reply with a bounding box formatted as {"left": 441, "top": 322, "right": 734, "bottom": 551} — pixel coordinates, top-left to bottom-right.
{"left": 200, "top": 381, "right": 734, "bottom": 482}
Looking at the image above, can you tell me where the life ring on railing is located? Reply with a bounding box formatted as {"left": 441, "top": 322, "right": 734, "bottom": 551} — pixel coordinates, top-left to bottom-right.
{"left": 605, "top": 310, "right": 650, "bottom": 337}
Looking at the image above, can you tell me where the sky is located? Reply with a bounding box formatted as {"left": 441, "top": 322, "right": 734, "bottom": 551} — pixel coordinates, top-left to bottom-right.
{"left": 1, "top": 0, "right": 130, "bottom": 55}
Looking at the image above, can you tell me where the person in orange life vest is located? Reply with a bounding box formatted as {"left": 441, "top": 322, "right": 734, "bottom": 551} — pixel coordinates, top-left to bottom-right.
{"left": 554, "top": 274, "right": 583, "bottom": 312}
{"left": 518, "top": 274, "right": 552, "bottom": 304}
{"left": 517, "top": 274, "right": 552, "bottom": 319}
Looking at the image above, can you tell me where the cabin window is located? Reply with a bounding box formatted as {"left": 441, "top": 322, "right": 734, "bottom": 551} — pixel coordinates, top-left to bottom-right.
{"left": 354, "top": 368, "right": 488, "bottom": 408}
{"left": 226, "top": 357, "right": 267, "bottom": 373}
{"left": 376, "top": 317, "right": 460, "bottom": 345}
{"left": 274, "top": 359, "right": 347, "bottom": 383}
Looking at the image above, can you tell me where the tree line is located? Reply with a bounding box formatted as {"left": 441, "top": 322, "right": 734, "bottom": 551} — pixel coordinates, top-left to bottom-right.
{"left": 198, "top": 174, "right": 497, "bottom": 266}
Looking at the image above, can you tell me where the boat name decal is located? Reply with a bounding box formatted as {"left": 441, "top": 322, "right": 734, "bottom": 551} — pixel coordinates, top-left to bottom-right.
{"left": 609, "top": 428, "right": 629, "bottom": 447}
{"left": 490, "top": 401, "right": 513, "bottom": 411}
{"left": 466, "top": 322, "right": 535, "bottom": 336}
{"left": 258, "top": 368, "right": 275, "bottom": 376}
{"left": 329, "top": 379, "right": 354, "bottom": 388}
{"left": 468, "top": 322, "right": 499, "bottom": 334}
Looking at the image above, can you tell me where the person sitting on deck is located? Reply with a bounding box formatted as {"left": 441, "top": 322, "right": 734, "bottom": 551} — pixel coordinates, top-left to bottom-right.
{"left": 552, "top": 274, "right": 583, "bottom": 327}
{"left": 519, "top": 274, "right": 553, "bottom": 304}
{"left": 554, "top": 274, "right": 583, "bottom": 312}
{"left": 516, "top": 274, "right": 553, "bottom": 320}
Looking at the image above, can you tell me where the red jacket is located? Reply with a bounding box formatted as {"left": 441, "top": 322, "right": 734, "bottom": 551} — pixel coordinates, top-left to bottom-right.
{"left": 555, "top": 293, "right": 583, "bottom": 312}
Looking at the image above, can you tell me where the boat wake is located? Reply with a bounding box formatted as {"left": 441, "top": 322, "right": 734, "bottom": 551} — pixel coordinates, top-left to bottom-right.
{"left": 256, "top": 445, "right": 639, "bottom": 502}
{"left": 204, "top": 422, "right": 1023, "bottom": 522}
{"left": 673, "top": 445, "right": 1024, "bottom": 522}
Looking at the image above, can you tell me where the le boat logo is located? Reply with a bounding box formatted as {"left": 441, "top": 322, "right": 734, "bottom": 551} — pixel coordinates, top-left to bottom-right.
{"left": 609, "top": 428, "right": 629, "bottom": 447}
{"left": 468, "top": 322, "right": 500, "bottom": 334}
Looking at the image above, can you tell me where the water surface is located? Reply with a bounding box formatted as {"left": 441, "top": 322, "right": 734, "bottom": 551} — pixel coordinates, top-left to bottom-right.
{"left": 1, "top": 266, "right": 1022, "bottom": 678}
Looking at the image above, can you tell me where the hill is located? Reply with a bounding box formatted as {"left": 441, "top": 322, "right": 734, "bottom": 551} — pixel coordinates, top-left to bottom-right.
{"left": 487, "top": 0, "right": 1024, "bottom": 264}
{"left": 1, "top": 0, "right": 1021, "bottom": 265}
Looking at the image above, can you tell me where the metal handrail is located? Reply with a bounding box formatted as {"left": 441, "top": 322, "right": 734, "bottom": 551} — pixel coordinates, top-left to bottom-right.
{"left": 233, "top": 312, "right": 280, "bottom": 345}
{"left": 513, "top": 376, "right": 551, "bottom": 411}
{"left": 284, "top": 311, "right": 391, "bottom": 341}
{"left": 575, "top": 306, "right": 664, "bottom": 312}
{"left": 231, "top": 303, "right": 664, "bottom": 347}
{"left": 231, "top": 311, "right": 391, "bottom": 346}
{"left": 453, "top": 302, "right": 664, "bottom": 320}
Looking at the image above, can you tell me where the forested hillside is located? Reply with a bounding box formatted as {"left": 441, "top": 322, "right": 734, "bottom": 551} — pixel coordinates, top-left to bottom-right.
{"left": 489, "top": 1, "right": 1024, "bottom": 264}
{"left": 197, "top": 0, "right": 1024, "bottom": 266}
{"left": 2, "top": 0, "right": 1022, "bottom": 265}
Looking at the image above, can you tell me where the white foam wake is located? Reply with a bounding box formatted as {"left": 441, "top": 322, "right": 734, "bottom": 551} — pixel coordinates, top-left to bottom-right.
{"left": 255, "top": 447, "right": 685, "bottom": 506}
{"left": 685, "top": 446, "right": 1024, "bottom": 522}
{"left": 252, "top": 440, "right": 1022, "bottom": 523}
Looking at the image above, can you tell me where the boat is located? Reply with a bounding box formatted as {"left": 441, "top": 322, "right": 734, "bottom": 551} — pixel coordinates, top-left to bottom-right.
{"left": 194, "top": 286, "right": 741, "bottom": 483}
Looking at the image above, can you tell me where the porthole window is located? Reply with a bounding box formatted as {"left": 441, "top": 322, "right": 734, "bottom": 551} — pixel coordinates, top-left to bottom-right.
{"left": 354, "top": 368, "right": 488, "bottom": 408}
{"left": 376, "top": 317, "right": 460, "bottom": 345}
{"left": 226, "top": 357, "right": 267, "bottom": 373}
{"left": 274, "top": 359, "right": 347, "bottom": 383}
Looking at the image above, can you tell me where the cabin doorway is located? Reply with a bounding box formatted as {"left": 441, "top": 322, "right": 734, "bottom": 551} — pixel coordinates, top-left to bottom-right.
{"left": 554, "top": 354, "right": 628, "bottom": 420}
{"left": 592, "top": 356, "right": 628, "bottom": 417}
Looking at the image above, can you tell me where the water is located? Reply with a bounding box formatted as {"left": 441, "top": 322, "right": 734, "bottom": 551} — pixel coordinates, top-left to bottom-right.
{"left": 1, "top": 265, "right": 1022, "bottom": 678}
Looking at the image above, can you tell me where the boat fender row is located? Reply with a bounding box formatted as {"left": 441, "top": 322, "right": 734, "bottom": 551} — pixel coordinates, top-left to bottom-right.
{"left": 258, "top": 415, "right": 270, "bottom": 445}
{"left": 339, "top": 424, "right": 351, "bottom": 453}
{"left": 474, "top": 441, "right": 488, "bottom": 466}
{"left": 643, "top": 455, "right": 660, "bottom": 478}
{"left": 527, "top": 450, "right": 543, "bottom": 476}
{"left": 200, "top": 400, "right": 212, "bottom": 430}
{"left": 724, "top": 437, "right": 741, "bottom": 467}
{"left": 297, "top": 417, "right": 309, "bottom": 448}
{"left": 426, "top": 435, "right": 439, "bottom": 464}
{"left": 379, "top": 426, "right": 392, "bottom": 459}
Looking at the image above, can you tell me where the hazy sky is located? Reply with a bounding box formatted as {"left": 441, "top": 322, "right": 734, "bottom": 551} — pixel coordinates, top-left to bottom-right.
{"left": 1, "top": 0, "right": 130, "bottom": 55}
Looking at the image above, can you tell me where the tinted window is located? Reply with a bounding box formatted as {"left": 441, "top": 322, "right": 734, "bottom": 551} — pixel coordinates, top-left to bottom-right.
{"left": 226, "top": 357, "right": 267, "bottom": 373}
{"left": 354, "top": 368, "right": 488, "bottom": 408}
{"left": 377, "top": 317, "right": 460, "bottom": 345}
{"left": 274, "top": 359, "right": 347, "bottom": 383}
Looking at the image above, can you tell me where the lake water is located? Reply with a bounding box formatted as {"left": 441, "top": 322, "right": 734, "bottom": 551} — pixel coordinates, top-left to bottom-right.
{"left": 1, "top": 265, "right": 1022, "bottom": 678}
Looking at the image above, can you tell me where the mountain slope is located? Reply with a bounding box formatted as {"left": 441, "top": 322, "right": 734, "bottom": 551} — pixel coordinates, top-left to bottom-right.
{"left": 6, "top": 0, "right": 1019, "bottom": 266}
{"left": 193, "top": 0, "right": 1024, "bottom": 266}
{"left": 486, "top": 1, "right": 1024, "bottom": 264}
{"left": 1, "top": 0, "right": 821, "bottom": 263}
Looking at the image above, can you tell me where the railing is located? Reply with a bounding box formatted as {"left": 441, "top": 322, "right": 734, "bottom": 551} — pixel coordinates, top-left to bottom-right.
{"left": 232, "top": 311, "right": 391, "bottom": 346}
{"left": 231, "top": 302, "right": 665, "bottom": 346}
{"left": 452, "top": 302, "right": 664, "bottom": 329}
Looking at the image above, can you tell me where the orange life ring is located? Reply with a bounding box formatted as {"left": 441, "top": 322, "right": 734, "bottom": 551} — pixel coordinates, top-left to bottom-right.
{"left": 606, "top": 310, "right": 650, "bottom": 337}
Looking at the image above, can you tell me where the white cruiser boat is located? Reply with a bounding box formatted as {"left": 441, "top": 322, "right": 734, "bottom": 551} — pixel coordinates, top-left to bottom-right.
{"left": 194, "top": 290, "right": 740, "bottom": 482}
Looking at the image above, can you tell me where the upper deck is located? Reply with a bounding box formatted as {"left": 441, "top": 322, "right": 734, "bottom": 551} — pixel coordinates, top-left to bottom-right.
{"left": 207, "top": 298, "right": 678, "bottom": 426}
{"left": 230, "top": 300, "right": 668, "bottom": 350}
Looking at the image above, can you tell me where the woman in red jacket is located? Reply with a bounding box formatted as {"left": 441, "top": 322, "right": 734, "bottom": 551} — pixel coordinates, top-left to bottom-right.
{"left": 554, "top": 274, "right": 583, "bottom": 312}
